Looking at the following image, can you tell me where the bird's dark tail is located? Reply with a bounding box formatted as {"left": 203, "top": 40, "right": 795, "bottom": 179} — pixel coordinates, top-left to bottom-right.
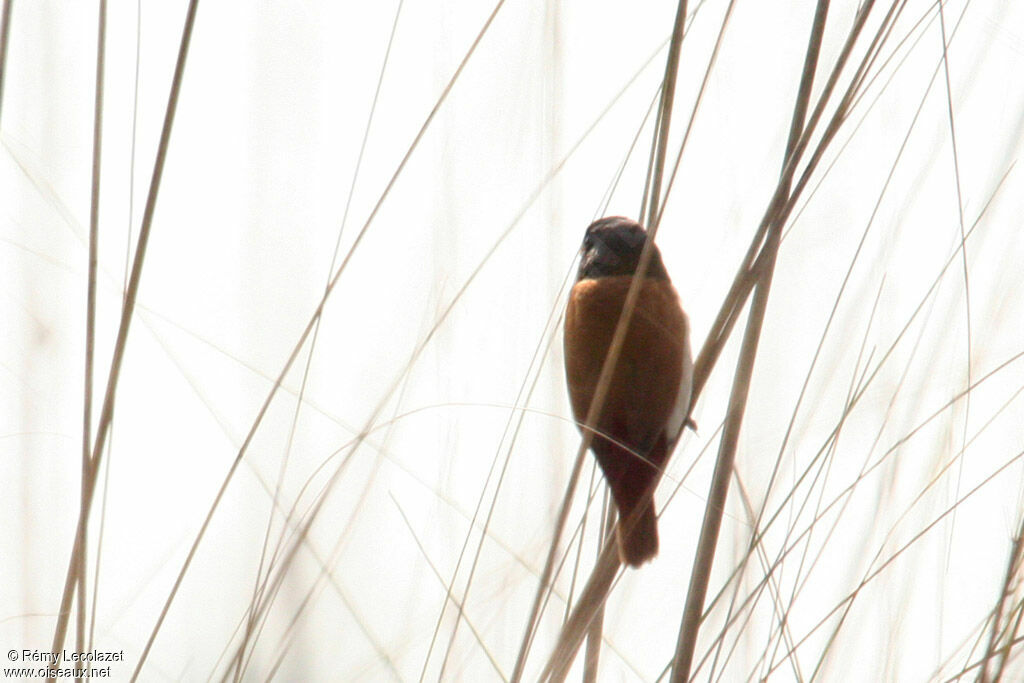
{"left": 617, "top": 499, "right": 658, "bottom": 567}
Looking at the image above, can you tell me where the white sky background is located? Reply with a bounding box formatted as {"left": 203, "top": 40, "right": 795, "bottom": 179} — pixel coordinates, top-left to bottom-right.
{"left": 3, "top": 1, "right": 1024, "bottom": 680}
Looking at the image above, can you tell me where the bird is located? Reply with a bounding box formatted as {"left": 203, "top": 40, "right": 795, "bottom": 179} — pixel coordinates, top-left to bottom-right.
{"left": 563, "top": 216, "right": 692, "bottom": 567}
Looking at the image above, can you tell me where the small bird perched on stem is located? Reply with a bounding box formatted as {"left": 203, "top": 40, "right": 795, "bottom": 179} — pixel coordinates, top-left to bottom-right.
{"left": 563, "top": 216, "right": 693, "bottom": 567}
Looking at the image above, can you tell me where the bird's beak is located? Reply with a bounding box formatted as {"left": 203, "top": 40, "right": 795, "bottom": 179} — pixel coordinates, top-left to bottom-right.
{"left": 579, "top": 239, "right": 618, "bottom": 279}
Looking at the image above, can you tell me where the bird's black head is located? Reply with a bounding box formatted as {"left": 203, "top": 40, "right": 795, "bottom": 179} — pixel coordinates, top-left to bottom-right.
{"left": 576, "top": 216, "right": 669, "bottom": 281}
